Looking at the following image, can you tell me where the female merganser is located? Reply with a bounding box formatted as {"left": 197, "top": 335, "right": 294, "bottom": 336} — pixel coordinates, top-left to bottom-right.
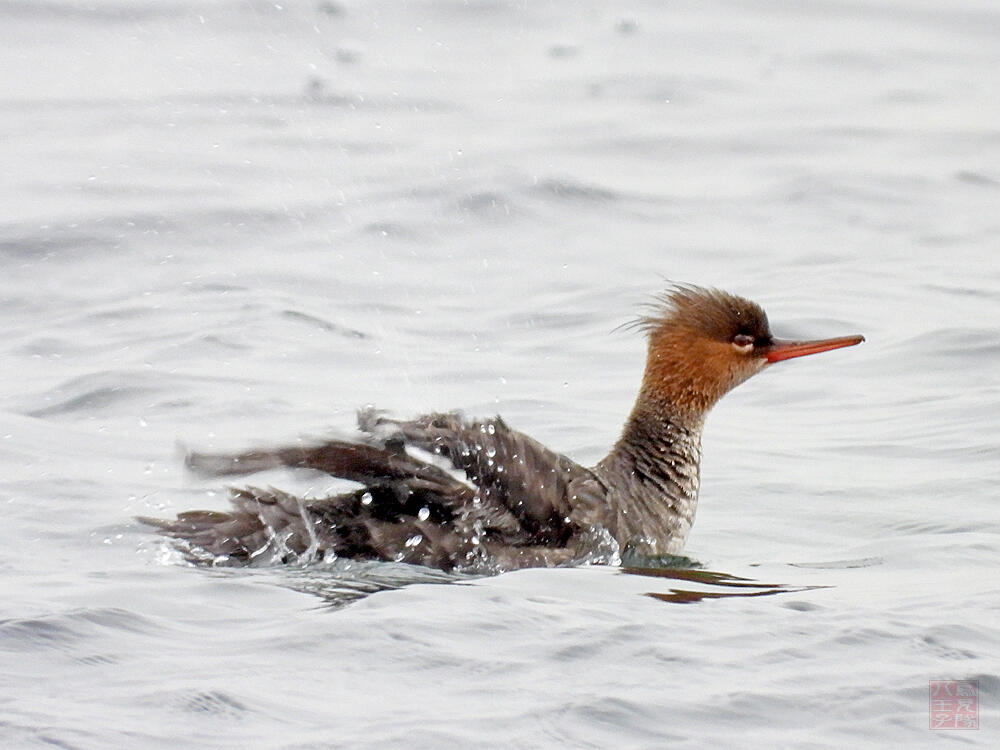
{"left": 141, "top": 285, "right": 863, "bottom": 570}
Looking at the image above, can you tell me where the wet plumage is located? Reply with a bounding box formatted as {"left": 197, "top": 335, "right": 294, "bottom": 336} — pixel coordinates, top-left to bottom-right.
{"left": 140, "top": 285, "right": 863, "bottom": 571}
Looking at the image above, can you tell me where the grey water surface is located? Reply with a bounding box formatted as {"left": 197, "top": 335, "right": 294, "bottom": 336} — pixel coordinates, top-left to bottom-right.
{"left": 1, "top": 1, "right": 998, "bottom": 747}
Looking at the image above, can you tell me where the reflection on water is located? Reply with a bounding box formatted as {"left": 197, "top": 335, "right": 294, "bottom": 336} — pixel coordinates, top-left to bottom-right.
{"left": 622, "top": 566, "right": 830, "bottom": 605}
{"left": 267, "top": 559, "right": 467, "bottom": 609}
{"left": 256, "top": 554, "right": 836, "bottom": 609}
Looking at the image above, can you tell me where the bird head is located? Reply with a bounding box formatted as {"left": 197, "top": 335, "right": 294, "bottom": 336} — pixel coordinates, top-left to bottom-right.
{"left": 633, "top": 285, "right": 864, "bottom": 420}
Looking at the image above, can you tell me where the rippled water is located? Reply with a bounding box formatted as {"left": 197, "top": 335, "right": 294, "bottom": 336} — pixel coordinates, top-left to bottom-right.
{"left": 2, "top": 1, "right": 998, "bottom": 747}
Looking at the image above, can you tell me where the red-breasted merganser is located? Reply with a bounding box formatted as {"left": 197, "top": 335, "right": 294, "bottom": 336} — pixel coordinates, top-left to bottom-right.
{"left": 141, "top": 285, "right": 863, "bottom": 570}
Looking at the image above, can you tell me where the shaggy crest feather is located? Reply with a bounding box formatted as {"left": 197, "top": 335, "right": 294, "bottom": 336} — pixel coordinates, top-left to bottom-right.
{"left": 628, "top": 284, "right": 772, "bottom": 343}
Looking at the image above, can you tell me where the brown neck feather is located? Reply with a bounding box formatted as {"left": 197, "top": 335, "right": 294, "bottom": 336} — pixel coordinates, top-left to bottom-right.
{"left": 633, "top": 329, "right": 737, "bottom": 424}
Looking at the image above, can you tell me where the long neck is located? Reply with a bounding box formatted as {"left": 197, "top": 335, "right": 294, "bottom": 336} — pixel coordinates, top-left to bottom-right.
{"left": 594, "top": 390, "right": 705, "bottom": 556}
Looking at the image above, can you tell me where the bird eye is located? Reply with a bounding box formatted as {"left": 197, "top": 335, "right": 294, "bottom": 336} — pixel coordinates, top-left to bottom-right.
{"left": 732, "top": 334, "right": 754, "bottom": 352}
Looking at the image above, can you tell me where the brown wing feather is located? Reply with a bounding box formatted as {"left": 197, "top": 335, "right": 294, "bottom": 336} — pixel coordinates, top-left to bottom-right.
{"left": 363, "top": 411, "right": 593, "bottom": 544}
{"left": 186, "top": 440, "right": 469, "bottom": 504}
{"left": 143, "top": 410, "right": 603, "bottom": 569}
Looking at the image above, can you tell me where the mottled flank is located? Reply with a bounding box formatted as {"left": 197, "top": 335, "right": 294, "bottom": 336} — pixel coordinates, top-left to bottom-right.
{"left": 142, "top": 285, "right": 863, "bottom": 571}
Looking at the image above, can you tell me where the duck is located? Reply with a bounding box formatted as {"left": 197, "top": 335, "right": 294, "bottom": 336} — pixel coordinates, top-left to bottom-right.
{"left": 140, "top": 285, "right": 863, "bottom": 571}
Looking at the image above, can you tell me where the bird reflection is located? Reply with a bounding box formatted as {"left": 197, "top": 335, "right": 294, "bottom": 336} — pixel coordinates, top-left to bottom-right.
{"left": 621, "top": 564, "right": 830, "bottom": 604}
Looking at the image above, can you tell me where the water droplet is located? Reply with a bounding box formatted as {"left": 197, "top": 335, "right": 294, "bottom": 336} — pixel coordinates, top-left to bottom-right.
{"left": 418, "top": 507, "right": 430, "bottom": 521}
{"left": 405, "top": 534, "right": 423, "bottom": 548}
{"left": 361, "top": 492, "right": 373, "bottom": 505}
{"left": 487, "top": 423, "right": 496, "bottom": 435}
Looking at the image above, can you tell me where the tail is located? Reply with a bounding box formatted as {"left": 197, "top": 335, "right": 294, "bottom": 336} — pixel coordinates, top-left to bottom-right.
{"left": 141, "top": 438, "right": 476, "bottom": 567}
{"left": 138, "top": 486, "right": 333, "bottom": 564}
